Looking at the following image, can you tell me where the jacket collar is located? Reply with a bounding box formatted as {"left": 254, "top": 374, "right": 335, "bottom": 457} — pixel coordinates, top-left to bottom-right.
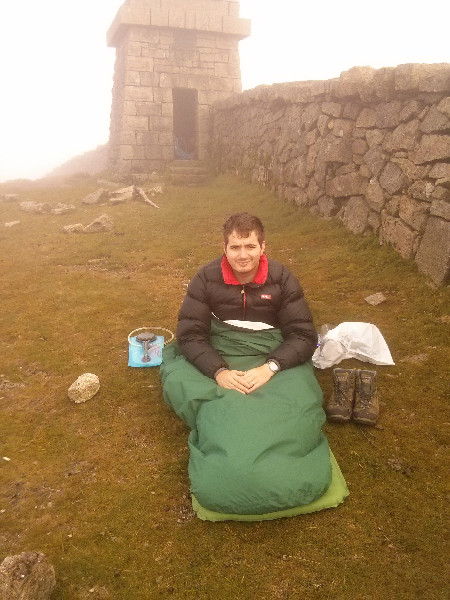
{"left": 221, "top": 253, "right": 268, "bottom": 285}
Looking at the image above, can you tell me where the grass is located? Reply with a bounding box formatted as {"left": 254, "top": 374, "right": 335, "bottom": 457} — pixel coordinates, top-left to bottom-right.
{"left": 0, "top": 174, "right": 448, "bottom": 599}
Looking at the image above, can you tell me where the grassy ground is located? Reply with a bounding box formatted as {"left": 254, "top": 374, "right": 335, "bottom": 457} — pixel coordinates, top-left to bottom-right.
{"left": 0, "top": 175, "right": 448, "bottom": 599}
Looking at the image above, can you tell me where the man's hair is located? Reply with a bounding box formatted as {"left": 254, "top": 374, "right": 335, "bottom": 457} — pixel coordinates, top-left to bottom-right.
{"left": 222, "top": 213, "right": 265, "bottom": 245}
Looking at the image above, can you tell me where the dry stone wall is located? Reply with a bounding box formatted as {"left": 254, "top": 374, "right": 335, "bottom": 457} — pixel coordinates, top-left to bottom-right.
{"left": 211, "top": 64, "right": 450, "bottom": 285}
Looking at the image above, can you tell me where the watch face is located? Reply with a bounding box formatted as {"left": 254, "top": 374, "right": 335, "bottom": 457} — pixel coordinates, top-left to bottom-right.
{"left": 268, "top": 361, "right": 279, "bottom": 372}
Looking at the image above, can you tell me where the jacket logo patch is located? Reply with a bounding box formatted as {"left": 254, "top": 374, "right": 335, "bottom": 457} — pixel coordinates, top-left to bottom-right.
{"left": 260, "top": 294, "right": 272, "bottom": 300}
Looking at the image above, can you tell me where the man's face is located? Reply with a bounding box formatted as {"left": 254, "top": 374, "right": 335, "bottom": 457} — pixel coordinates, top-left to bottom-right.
{"left": 224, "top": 230, "right": 266, "bottom": 282}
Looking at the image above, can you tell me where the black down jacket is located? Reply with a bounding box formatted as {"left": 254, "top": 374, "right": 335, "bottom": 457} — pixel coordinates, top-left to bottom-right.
{"left": 176, "top": 256, "right": 318, "bottom": 378}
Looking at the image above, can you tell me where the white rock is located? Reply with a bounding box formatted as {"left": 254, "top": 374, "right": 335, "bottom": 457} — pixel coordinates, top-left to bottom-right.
{"left": 62, "top": 223, "right": 84, "bottom": 233}
{"left": 364, "top": 292, "right": 387, "bottom": 306}
{"left": 68, "top": 373, "right": 100, "bottom": 403}
{"left": 19, "top": 201, "right": 51, "bottom": 214}
{"left": 51, "top": 203, "right": 75, "bottom": 215}
{"left": 4, "top": 221, "right": 20, "bottom": 227}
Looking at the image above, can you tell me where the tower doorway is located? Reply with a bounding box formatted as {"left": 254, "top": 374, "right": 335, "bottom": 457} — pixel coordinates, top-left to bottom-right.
{"left": 173, "top": 88, "right": 198, "bottom": 160}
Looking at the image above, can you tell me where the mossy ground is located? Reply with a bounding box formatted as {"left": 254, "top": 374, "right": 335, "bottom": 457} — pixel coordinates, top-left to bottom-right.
{"left": 0, "top": 175, "right": 448, "bottom": 599}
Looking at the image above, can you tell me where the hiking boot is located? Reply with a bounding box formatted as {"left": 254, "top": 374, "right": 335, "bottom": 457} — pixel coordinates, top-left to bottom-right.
{"left": 325, "top": 368, "right": 356, "bottom": 422}
{"left": 353, "top": 370, "right": 379, "bottom": 426}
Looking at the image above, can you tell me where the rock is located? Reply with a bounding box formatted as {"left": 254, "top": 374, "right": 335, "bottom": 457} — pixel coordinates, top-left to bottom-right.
{"left": 414, "top": 134, "right": 450, "bottom": 164}
{"left": 319, "top": 136, "right": 352, "bottom": 163}
{"left": 50, "top": 203, "right": 75, "bottom": 215}
{"left": 376, "top": 101, "right": 402, "bottom": 128}
{"left": 0, "top": 551, "right": 56, "bottom": 600}
{"left": 437, "top": 96, "right": 450, "bottom": 118}
{"left": 408, "top": 180, "right": 434, "bottom": 201}
{"left": 429, "top": 163, "right": 450, "bottom": 179}
{"left": 108, "top": 185, "right": 136, "bottom": 204}
{"left": 0, "top": 193, "right": 19, "bottom": 202}
{"left": 83, "top": 214, "right": 114, "bottom": 233}
{"left": 380, "top": 212, "right": 418, "bottom": 259}
{"left": 379, "top": 162, "right": 408, "bottom": 195}
{"left": 431, "top": 186, "right": 450, "bottom": 202}
{"left": 325, "top": 172, "right": 368, "bottom": 198}
{"left": 82, "top": 188, "right": 109, "bottom": 205}
{"left": 363, "top": 147, "right": 387, "bottom": 177}
{"left": 356, "top": 107, "right": 376, "bottom": 128}
{"left": 399, "top": 100, "right": 422, "bottom": 122}
{"left": 367, "top": 210, "right": 381, "bottom": 234}
{"left": 415, "top": 216, "right": 450, "bottom": 285}
{"left": 365, "top": 178, "right": 386, "bottom": 212}
{"left": 62, "top": 223, "right": 84, "bottom": 233}
{"left": 365, "top": 292, "right": 387, "bottom": 306}
{"left": 420, "top": 106, "right": 450, "bottom": 133}
{"left": 430, "top": 199, "right": 450, "bottom": 221}
{"left": 321, "top": 101, "right": 342, "bottom": 118}
{"left": 19, "top": 202, "right": 51, "bottom": 214}
{"left": 365, "top": 129, "right": 385, "bottom": 148}
{"left": 384, "top": 119, "right": 420, "bottom": 152}
{"left": 399, "top": 196, "right": 429, "bottom": 233}
{"left": 317, "top": 196, "right": 339, "bottom": 218}
{"left": 390, "top": 158, "right": 430, "bottom": 181}
{"left": 4, "top": 221, "right": 20, "bottom": 228}
{"left": 342, "top": 196, "right": 370, "bottom": 234}
{"left": 68, "top": 373, "right": 100, "bottom": 403}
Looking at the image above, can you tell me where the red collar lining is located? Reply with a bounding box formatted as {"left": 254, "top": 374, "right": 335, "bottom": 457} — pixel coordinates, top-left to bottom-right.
{"left": 221, "top": 254, "right": 268, "bottom": 285}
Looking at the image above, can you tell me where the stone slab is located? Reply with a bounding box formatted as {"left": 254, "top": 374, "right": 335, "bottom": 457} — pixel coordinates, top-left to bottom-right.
{"left": 415, "top": 216, "right": 450, "bottom": 284}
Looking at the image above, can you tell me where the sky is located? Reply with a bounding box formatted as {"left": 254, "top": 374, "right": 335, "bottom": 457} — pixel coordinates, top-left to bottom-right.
{"left": 0, "top": 0, "right": 448, "bottom": 182}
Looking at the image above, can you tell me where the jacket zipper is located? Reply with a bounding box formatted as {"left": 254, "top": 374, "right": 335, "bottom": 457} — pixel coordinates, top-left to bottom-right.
{"left": 241, "top": 285, "right": 247, "bottom": 319}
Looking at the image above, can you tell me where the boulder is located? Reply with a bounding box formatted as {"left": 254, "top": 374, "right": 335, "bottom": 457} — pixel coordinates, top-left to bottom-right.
{"left": 0, "top": 552, "right": 55, "bottom": 600}
{"left": 68, "top": 373, "right": 100, "bottom": 403}
{"left": 415, "top": 217, "right": 450, "bottom": 285}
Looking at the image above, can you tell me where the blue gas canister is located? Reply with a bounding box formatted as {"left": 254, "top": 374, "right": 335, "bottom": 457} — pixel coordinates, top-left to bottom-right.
{"left": 128, "top": 327, "right": 174, "bottom": 367}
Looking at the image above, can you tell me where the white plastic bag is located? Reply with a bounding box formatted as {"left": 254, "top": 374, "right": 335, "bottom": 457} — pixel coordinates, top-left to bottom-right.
{"left": 312, "top": 322, "right": 395, "bottom": 369}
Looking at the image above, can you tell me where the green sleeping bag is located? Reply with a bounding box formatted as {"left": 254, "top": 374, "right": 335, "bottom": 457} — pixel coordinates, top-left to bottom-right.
{"left": 160, "top": 318, "right": 348, "bottom": 519}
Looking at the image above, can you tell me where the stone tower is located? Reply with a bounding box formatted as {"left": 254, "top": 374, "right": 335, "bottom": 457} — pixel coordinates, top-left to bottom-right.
{"left": 107, "top": 0, "right": 250, "bottom": 176}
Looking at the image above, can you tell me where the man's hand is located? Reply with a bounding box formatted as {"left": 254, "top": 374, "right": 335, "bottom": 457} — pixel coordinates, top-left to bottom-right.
{"left": 241, "top": 364, "right": 274, "bottom": 393}
{"left": 215, "top": 369, "right": 253, "bottom": 394}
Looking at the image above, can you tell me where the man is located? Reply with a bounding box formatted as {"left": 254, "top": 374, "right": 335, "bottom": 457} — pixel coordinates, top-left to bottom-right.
{"left": 176, "top": 212, "right": 318, "bottom": 391}
{"left": 161, "top": 212, "right": 348, "bottom": 519}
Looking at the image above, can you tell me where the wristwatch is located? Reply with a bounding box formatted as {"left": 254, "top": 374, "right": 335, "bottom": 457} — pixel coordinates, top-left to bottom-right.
{"left": 266, "top": 360, "right": 280, "bottom": 374}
